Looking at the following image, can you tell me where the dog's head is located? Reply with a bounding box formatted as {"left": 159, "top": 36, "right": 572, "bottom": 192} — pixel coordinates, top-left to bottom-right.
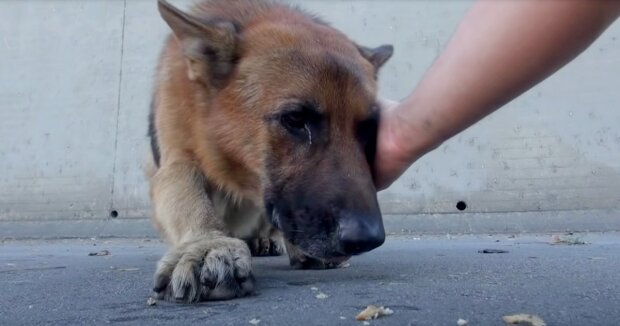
{"left": 159, "top": 0, "right": 393, "bottom": 262}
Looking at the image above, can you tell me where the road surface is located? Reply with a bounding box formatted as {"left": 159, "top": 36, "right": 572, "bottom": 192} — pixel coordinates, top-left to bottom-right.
{"left": 1, "top": 233, "right": 619, "bottom": 325}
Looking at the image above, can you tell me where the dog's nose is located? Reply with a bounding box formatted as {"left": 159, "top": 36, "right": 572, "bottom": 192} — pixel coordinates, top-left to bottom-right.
{"left": 338, "top": 214, "right": 385, "bottom": 256}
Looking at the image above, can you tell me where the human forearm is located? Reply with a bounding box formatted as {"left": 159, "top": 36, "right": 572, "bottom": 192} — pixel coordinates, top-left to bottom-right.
{"left": 403, "top": 0, "right": 619, "bottom": 147}
{"left": 375, "top": 0, "right": 620, "bottom": 189}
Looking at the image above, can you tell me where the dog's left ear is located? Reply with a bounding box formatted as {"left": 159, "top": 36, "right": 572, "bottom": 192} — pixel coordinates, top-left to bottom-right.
{"left": 357, "top": 44, "right": 394, "bottom": 70}
{"left": 158, "top": 0, "right": 237, "bottom": 87}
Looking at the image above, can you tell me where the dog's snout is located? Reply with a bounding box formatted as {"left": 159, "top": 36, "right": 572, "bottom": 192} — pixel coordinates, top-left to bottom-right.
{"left": 338, "top": 214, "right": 385, "bottom": 256}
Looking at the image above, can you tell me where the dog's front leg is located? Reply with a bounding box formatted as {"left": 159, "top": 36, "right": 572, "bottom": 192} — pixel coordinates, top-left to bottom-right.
{"left": 150, "top": 161, "right": 253, "bottom": 302}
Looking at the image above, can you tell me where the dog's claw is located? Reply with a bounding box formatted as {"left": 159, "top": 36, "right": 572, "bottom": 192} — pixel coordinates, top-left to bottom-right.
{"left": 200, "top": 275, "right": 217, "bottom": 289}
{"left": 246, "top": 237, "right": 284, "bottom": 257}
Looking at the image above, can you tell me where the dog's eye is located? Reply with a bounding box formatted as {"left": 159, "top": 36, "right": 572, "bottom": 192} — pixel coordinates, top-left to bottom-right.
{"left": 277, "top": 103, "right": 321, "bottom": 144}
{"left": 280, "top": 111, "right": 307, "bottom": 131}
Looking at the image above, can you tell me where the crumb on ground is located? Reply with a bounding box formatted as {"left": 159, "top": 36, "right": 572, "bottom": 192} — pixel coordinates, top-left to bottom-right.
{"left": 502, "top": 313, "right": 546, "bottom": 326}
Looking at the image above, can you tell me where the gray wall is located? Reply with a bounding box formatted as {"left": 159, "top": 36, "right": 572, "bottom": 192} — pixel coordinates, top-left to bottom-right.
{"left": 1, "top": 1, "right": 619, "bottom": 228}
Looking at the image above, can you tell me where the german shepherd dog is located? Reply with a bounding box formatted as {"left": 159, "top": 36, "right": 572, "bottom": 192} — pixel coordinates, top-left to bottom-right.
{"left": 148, "top": 0, "right": 393, "bottom": 302}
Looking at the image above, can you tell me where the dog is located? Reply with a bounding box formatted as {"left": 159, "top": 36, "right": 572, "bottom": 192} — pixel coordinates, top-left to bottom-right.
{"left": 148, "top": 0, "right": 393, "bottom": 302}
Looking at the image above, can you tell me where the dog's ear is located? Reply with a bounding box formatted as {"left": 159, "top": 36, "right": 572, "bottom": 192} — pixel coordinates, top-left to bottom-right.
{"left": 158, "top": 0, "right": 237, "bottom": 87}
{"left": 357, "top": 44, "right": 394, "bottom": 71}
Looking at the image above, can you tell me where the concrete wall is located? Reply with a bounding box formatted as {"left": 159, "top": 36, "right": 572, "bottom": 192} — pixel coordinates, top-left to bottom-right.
{"left": 1, "top": 1, "right": 619, "bottom": 231}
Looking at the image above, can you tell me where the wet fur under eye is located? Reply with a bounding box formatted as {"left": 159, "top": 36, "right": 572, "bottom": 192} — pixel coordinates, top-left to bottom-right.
{"left": 278, "top": 103, "right": 322, "bottom": 144}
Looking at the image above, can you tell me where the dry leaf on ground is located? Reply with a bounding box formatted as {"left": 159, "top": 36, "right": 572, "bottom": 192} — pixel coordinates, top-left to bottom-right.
{"left": 551, "top": 235, "right": 586, "bottom": 245}
{"left": 356, "top": 305, "right": 394, "bottom": 321}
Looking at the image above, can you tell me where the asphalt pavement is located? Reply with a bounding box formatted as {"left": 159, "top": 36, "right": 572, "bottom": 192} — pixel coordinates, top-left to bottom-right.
{"left": 1, "top": 233, "right": 619, "bottom": 325}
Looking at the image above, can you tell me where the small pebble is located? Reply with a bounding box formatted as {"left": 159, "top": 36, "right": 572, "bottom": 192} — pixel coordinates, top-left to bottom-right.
{"left": 88, "top": 250, "right": 110, "bottom": 256}
{"left": 315, "top": 292, "right": 329, "bottom": 299}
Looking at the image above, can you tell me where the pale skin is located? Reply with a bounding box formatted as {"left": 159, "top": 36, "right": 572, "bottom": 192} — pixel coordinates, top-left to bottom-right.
{"left": 375, "top": 0, "right": 620, "bottom": 190}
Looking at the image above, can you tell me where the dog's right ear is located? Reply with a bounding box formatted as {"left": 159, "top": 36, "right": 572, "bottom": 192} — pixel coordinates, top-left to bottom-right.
{"left": 357, "top": 44, "right": 394, "bottom": 71}
{"left": 158, "top": 0, "right": 237, "bottom": 87}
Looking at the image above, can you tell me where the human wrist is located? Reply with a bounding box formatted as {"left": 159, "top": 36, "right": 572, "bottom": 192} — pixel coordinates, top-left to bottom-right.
{"left": 389, "top": 96, "right": 445, "bottom": 163}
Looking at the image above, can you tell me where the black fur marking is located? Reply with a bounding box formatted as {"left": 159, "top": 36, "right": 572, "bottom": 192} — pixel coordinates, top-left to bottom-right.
{"left": 358, "top": 109, "right": 379, "bottom": 168}
{"left": 148, "top": 99, "right": 161, "bottom": 167}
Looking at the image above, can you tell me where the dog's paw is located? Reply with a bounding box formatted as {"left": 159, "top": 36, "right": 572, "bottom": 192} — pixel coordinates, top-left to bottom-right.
{"left": 246, "top": 237, "right": 285, "bottom": 257}
{"left": 153, "top": 237, "right": 254, "bottom": 302}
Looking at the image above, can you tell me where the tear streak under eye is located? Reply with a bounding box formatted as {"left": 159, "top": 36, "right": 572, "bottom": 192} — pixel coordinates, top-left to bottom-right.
{"left": 304, "top": 124, "right": 312, "bottom": 145}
